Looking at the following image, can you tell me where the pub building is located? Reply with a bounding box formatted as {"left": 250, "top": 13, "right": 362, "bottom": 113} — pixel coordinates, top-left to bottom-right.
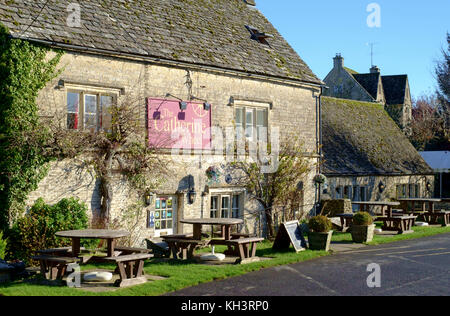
{"left": 1, "top": 0, "right": 323, "bottom": 243}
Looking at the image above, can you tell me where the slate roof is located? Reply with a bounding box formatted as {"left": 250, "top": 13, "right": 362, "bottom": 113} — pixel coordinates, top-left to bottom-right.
{"left": 352, "top": 73, "right": 380, "bottom": 100}
{"left": 382, "top": 75, "right": 408, "bottom": 105}
{"left": 0, "top": 0, "right": 321, "bottom": 84}
{"left": 322, "top": 97, "right": 433, "bottom": 176}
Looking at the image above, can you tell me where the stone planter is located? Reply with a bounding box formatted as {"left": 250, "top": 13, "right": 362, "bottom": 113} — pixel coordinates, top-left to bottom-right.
{"left": 351, "top": 224, "right": 376, "bottom": 243}
{"left": 308, "top": 231, "right": 333, "bottom": 251}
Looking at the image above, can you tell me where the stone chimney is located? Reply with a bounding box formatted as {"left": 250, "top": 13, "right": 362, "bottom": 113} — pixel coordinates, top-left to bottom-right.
{"left": 370, "top": 65, "right": 380, "bottom": 74}
{"left": 333, "top": 54, "right": 344, "bottom": 69}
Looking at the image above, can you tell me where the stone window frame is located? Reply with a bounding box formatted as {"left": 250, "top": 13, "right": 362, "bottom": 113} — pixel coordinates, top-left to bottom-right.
{"left": 65, "top": 83, "right": 121, "bottom": 132}
{"left": 233, "top": 100, "right": 271, "bottom": 142}
{"left": 209, "top": 188, "right": 245, "bottom": 219}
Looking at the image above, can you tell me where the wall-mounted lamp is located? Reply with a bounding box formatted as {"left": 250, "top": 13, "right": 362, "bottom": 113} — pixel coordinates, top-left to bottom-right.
{"left": 203, "top": 102, "right": 211, "bottom": 111}
{"left": 379, "top": 182, "right": 386, "bottom": 193}
{"left": 144, "top": 191, "right": 154, "bottom": 206}
{"left": 179, "top": 101, "right": 188, "bottom": 111}
{"left": 426, "top": 181, "right": 432, "bottom": 192}
{"left": 187, "top": 176, "right": 196, "bottom": 205}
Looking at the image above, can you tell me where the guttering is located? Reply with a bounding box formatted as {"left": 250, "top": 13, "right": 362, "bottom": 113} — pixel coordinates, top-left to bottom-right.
{"left": 323, "top": 172, "right": 436, "bottom": 177}
{"left": 12, "top": 35, "right": 325, "bottom": 89}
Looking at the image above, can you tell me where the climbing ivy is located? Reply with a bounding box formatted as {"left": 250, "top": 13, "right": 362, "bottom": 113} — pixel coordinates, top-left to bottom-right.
{"left": 0, "top": 24, "right": 63, "bottom": 229}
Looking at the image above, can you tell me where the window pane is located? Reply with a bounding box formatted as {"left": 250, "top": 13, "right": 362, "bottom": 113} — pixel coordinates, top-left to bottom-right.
{"left": 85, "top": 95, "right": 97, "bottom": 114}
{"left": 84, "top": 94, "right": 97, "bottom": 130}
{"left": 256, "top": 109, "right": 267, "bottom": 127}
{"left": 221, "top": 196, "right": 230, "bottom": 218}
{"left": 67, "top": 92, "right": 80, "bottom": 129}
{"left": 236, "top": 108, "right": 244, "bottom": 139}
{"left": 245, "top": 109, "right": 254, "bottom": 139}
{"left": 67, "top": 92, "right": 80, "bottom": 113}
{"left": 210, "top": 196, "right": 218, "bottom": 218}
{"left": 232, "top": 195, "right": 240, "bottom": 218}
{"left": 101, "top": 95, "right": 113, "bottom": 132}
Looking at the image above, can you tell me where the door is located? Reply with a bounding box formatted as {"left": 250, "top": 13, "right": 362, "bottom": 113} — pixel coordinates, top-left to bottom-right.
{"left": 154, "top": 196, "right": 177, "bottom": 237}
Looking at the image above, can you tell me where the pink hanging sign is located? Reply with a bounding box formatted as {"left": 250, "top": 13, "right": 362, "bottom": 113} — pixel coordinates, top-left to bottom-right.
{"left": 147, "top": 98, "right": 212, "bottom": 150}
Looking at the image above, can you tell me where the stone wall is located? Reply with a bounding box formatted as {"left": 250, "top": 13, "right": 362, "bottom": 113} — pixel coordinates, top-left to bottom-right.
{"left": 27, "top": 51, "right": 320, "bottom": 245}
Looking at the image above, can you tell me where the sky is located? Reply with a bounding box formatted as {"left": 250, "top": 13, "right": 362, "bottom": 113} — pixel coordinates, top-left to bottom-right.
{"left": 257, "top": 0, "right": 450, "bottom": 99}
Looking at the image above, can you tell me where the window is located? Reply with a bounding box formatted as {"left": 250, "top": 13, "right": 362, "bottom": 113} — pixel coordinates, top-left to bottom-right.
{"left": 210, "top": 193, "right": 241, "bottom": 219}
{"left": 396, "top": 184, "right": 408, "bottom": 198}
{"left": 235, "top": 106, "right": 268, "bottom": 141}
{"left": 352, "top": 186, "right": 368, "bottom": 202}
{"left": 343, "top": 186, "right": 352, "bottom": 199}
{"left": 67, "top": 91, "right": 115, "bottom": 132}
{"left": 396, "top": 184, "right": 419, "bottom": 199}
{"left": 335, "top": 186, "right": 343, "bottom": 199}
{"left": 154, "top": 197, "right": 173, "bottom": 231}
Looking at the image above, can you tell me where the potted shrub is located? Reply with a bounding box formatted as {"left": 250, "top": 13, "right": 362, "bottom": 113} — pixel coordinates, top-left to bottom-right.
{"left": 307, "top": 215, "right": 333, "bottom": 251}
{"left": 351, "top": 212, "right": 375, "bottom": 243}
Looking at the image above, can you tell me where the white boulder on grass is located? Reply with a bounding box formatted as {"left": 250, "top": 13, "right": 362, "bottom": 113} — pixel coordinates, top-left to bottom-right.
{"left": 200, "top": 247, "right": 225, "bottom": 262}
{"left": 83, "top": 271, "right": 113, "bottom": 282}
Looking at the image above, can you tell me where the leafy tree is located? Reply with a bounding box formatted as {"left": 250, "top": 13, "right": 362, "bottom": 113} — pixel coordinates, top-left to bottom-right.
{"left": 8, "top": 198, "right": 90, "bottom": 262}
{"left": 0, "top": 24, "right": 62, "bottom": 229}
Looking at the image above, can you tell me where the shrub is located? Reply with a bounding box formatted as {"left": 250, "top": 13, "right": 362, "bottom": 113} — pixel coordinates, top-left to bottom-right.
{"left": 308, "top": 215, "right": 332, "bottom": 233}
{"left": 8, "top": 198, "right": 90, "bottom": 262}
{"left": 0, "top": 231, "right": 7, "bottom": 259}
{"left": 353, "top": 212, "right": 374, "bottom": 226}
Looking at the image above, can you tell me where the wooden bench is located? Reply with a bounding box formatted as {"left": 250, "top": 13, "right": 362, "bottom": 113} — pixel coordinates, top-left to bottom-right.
{"left": 103, "top": 253, "right": 152, "bottom": 287}
{"left": 231, "top": 233, "right": 255, "bottom": 239}
{"left": 377, "top": 215, "right": 417, "bottom": 234}
{"left": 36, "top": 247, "right": 86, "bottom": 256}
{"left": 426, "top": 211, "right": 450, "bottom": 227}
{"left": 210, "top": 237, "right": 264, "bottom": 264}
{"left": 163, "top": 238, "right": 206, "bottom": 260}
{"left": 145, "top": 239, "right": 170, "bottom": 258}
{"left": 32, "top": 255, "right": 81, "bottom": 280}
{"left": 114, "top": 246, "right": 153, "bottom": 256}
{"left": 336, "top": 214, "right": 354, "bottom": 232}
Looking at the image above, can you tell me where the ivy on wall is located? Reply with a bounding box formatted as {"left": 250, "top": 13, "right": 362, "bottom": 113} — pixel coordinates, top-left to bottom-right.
{"left": 0, "top": 24, "right": 63, "bottom": 229}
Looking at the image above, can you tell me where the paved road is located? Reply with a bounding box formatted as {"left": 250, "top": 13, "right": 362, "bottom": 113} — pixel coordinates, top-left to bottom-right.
{"left": 166, "top": 233, "right": 450, "bottom": 296}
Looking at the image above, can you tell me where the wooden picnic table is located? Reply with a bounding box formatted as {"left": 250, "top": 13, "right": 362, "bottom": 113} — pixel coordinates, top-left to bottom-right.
{"left": 352, "top": 201, "right": 400, "bottom": 218}
{"left": 180, "top": 218, "right": 244, "bottom": 241}
{"left": 55, "top": 229, "right": 130, "bottom": 258}
{"left": 397, "top": 198, "right": 442, "bottom": 214}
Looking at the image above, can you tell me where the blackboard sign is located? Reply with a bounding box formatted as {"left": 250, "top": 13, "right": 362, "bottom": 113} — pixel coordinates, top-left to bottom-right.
{"left": 272, "top": 220, "right": 307, "bottom": 252}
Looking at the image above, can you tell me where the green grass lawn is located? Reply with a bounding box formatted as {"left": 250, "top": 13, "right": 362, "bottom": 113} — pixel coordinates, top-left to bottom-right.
{"left": 1, "top": 225, "right": 449, "bottom": 296}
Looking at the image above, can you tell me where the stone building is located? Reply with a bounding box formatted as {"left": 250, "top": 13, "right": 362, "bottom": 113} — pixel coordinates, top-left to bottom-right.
{"left": 0, "top": 0, "right": 324, "bottom": 243}
{"left": 321, "top": 97, "right": 434, "bottom": 212}
{"left": 323, "top": 54, "right": 413, "bottom": 133}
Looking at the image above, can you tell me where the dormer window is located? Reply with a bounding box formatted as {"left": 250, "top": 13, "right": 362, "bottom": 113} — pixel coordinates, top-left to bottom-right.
{"left": 245, "top": 25, "right": 273, "bottom": 45}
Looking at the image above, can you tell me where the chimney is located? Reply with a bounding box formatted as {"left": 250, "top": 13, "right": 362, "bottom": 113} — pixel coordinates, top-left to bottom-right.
{"left": 370, "top": 65, "right": 380, "bottom": 74}
{"left": 333, "top": 54, "right": 344, "bottom": 69}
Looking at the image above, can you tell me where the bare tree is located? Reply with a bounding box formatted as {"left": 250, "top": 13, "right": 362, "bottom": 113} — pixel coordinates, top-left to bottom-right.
{"left": 410, "top": 95, "right": 449, "bottom": 151}
{"left": 231, "top": 138, "right": 313, "bottom": 238}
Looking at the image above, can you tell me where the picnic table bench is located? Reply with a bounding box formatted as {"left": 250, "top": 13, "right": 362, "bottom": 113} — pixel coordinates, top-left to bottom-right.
{"left": 210, "top": 237, "right": 264, "bottom": 264}
{"left": 103, "top": 253, "right": 152, "bottom": 287}
{"left": 377, "top": 215, "right": 417, "bottom": 234}
{"left": 336, "top": 214, "right": 354, "bottom": 232}
{"left": 32, "top": 255, "right": 81, "bottom": 281}
{"left": 163, "top": 238, "right": 207, "bottom": 260}
{"left": 114, "top": 246, "right": 153, "bottom": 256}
{"left": 36, "top": 247, "right": 86, "bottom": 256}
{"left": 424, "top": 211, "right": 450, "bottom": 227}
